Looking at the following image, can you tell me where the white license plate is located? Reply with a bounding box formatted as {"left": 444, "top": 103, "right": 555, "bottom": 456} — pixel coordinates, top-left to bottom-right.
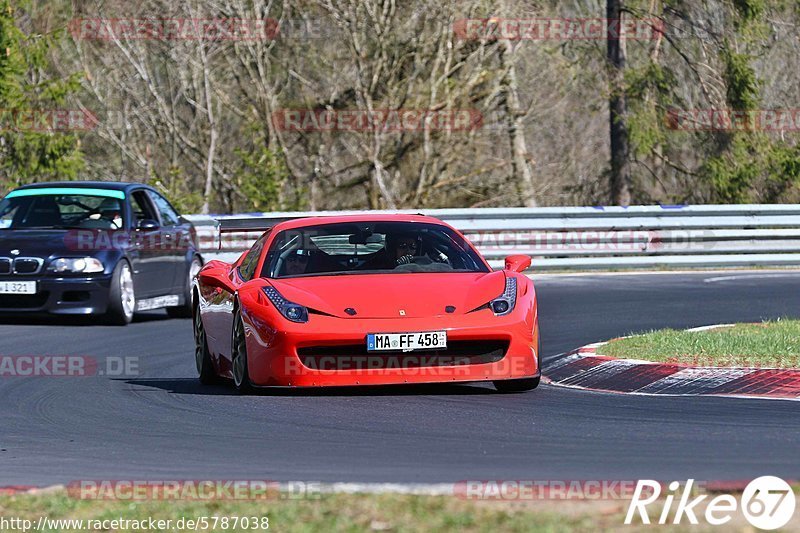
{"left": 0, "top": 281, "right": 37, "bottom": 295}
{"left": 367, "top": 331, "right": 447, "bottom": 352}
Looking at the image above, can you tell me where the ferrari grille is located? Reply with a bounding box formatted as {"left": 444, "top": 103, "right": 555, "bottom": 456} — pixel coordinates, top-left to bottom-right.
{"left": 297, "top": 340, "right": 508, "bottom": 371}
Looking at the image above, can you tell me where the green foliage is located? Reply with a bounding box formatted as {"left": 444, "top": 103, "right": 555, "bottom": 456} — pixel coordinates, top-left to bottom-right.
{"left": 0, "top": 490, "right": 617, "bottom": 533}
{"left": 232, "top": 141, "right": 289, "bottom": 213}
{"left": 702, "top": 133, "right": 800, "bottom": 203}
{"left": 702, "top": 135, "right": 761, "bottom": 202}
{"left": 732, "top": 0, "right": 766, "bottom": 25}
{"left": 721, "top": 46, "right": 760, "bottom": 111}
{"left": 148, "top": 169, "right": 204, "bottom": 215}
{"left": 619, "top": 0, "right": 800, "bottom": 205}
{"left": 762, "top": 143, "right": 800, "bottom": 201}
{"left": 698, "top": 6, "right": 800, "bottom": 203}
{"left": 625, "top": 63, "right": 678, "bottom": 156}
{"left": 0, "top": 0, "right": 83, "bottom": 190}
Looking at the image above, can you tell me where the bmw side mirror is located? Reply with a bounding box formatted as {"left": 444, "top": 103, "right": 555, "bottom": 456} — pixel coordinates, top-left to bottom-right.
{"left": 504, "top": 254, "right": 532, "bottom": 273}
{"left": 136, "top": 218, "right": 160, "bottom": 230}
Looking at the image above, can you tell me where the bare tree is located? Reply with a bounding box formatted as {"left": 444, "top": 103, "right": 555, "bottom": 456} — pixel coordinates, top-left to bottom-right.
{"left": 607, "top": 0, "right": 631, "bottom": 206}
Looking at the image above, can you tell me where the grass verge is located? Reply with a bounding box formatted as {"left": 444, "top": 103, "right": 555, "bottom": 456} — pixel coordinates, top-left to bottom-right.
{"left": 596, "top": 319, "right": 800, "bottom": 367}
{"left": 0, "top": 489, "right": 738, "bottom": 533}
{"left": 3, "top": 486, "right": 800, "bottom": 532}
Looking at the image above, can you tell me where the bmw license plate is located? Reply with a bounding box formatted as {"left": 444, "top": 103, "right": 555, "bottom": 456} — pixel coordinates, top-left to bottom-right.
{"left": 0, "top": 281, "right": 36, "bottom": 295}
{"left": 367, "top": 331, "right": 447, "bottom": 352}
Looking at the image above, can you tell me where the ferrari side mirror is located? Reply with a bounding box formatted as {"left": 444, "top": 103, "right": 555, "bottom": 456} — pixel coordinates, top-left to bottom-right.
{"left": 504, "top": 254, "right": 532, "bottom": 273}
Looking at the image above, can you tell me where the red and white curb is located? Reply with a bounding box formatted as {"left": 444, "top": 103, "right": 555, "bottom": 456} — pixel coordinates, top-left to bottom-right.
{"left": 0, "top": 486, "right": 49, "bottom": 495}
{"left": 543, "top": 325, "right": 800, "bottom": 400}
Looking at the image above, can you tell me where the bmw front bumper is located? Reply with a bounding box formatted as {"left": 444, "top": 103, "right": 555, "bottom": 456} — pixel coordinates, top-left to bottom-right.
{"left": 0, "top": 274, "right": 114, "bottom": 316}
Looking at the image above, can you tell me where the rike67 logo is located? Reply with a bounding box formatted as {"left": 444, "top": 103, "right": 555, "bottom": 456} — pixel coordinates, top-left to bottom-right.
{"left": 626, "top": 477, "right": 796, "bottom": 530}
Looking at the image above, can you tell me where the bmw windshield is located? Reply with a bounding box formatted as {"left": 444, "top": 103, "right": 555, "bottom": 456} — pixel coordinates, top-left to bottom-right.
{"left": 0, "top": 191, "right": 125, "bottom": 230}
{"left": 264, "top": 221, "right": 490, "bottom": 278}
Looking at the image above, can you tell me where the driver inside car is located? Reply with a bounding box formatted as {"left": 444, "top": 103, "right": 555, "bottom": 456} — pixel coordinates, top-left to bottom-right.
{"left": 358, "top": 232, "right": 421, "bottom": 270}
{"left": 392, "top": 234, "right": 420, "bottom": 265}
{"left": 282, "top": 249, "right": 312, "bottom": 276}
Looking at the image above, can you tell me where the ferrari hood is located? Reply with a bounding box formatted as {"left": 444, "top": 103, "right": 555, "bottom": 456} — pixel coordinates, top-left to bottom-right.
{"left": 268, "top": 271, "right": 507, "bottom": 319}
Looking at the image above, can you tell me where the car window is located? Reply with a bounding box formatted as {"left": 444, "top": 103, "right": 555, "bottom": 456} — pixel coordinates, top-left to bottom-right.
{"left": 131, "top": 191, "right": 159, "bottom": 225}
{"left": 264, "top": 221, "right": 489, "bottom": 278}
{"left": 0, "top": 202, "right": 22, "bottom": 229}
{"left": 147, "top": 191, "right": 181, "bottom": 226}
{"left": 309, "top": 234, "right": 385, "bottom": 255}
{"left": 0, "top": 194, "right": 125, "bottom": 230}
{"left": 238, "top": 232, "right": 270, "bottom": 281}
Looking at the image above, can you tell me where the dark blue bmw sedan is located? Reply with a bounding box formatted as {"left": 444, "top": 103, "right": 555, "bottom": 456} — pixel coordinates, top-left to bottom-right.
{"left": 0, "top": 182, "right": 202, "bottom": 324}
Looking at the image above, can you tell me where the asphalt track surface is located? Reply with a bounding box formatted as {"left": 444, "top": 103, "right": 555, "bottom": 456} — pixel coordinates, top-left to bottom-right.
{"left": 1, "top": 272, "right": 798, "bottom": 486}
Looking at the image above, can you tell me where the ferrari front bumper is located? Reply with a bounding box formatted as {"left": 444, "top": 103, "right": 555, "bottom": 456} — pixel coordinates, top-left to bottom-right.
{"left": 241, "top": 307, "right": 540, "bottom": 387}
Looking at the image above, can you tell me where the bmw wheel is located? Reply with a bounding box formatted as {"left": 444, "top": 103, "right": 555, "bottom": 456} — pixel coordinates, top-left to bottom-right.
{"left": 106, "top": 261, "right": 135, "bottom": 325}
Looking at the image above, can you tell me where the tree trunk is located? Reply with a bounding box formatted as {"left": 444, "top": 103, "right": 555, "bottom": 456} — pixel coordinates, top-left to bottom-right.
{"left": 499, "top": 38, "right": 537, "bottom": 207}
{"left": 607, "top": 0, "right": 631, "bottom": 206}
{"left": 199, "top": 45, "right": 217, "bottom": 215}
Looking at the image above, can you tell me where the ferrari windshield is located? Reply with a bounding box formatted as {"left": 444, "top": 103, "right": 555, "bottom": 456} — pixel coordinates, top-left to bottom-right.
{"left": 0, "top": 192, "right": 125, "bottom": 230}
{"left": 264, "top": 221, "right": 490, "bottom": 278}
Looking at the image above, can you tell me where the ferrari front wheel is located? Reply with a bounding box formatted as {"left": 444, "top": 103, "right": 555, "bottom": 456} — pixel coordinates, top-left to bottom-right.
{"left": 494, "top": 331, "right": 541, "bottom": 393}
{"left": 193, "top": 301, "right": 218, "bottom": 385}
{"left": 494, "top": 376, "right": 540, "bottom": 393}
{"left": 231, "top": 311, "right": 255, "bottom": 394}
{"left": 168, "top": 257, "right": 202, "bottom": 319}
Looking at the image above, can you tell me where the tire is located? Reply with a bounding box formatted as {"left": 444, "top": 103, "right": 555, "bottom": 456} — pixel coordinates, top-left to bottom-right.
{"left": 105, "top": 261, "right": 135, "bottom": 325}
{"left": 493, "top": 324, "right": 542, "bottom": 393}
{"left": 494, "top": 376, "right": 540, "bottom": 393}
{"left": 231, "top": 310, "right": 255, "bottom": 394}
{"left": 193, "top": 299, "right": 218, "bottom": 385}
{"left": 167, "top": 257, "right": 202, "bottom": 319}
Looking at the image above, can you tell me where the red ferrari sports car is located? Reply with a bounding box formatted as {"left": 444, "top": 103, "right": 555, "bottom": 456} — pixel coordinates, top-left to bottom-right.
{"left": 192, "top": 214, "right": 540, "bottom": 393}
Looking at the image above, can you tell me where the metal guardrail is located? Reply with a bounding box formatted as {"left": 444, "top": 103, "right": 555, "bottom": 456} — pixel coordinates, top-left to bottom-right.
{"left": 185, "top": 205, "right": 800, "bottom": 270}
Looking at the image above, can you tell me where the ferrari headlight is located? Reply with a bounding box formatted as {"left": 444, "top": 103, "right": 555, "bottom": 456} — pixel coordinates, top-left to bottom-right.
{"left": 49, "top": 257, "right": 104, "bottom": 274}
{"left": 489, "top": 277, "right": 517, "bottom": 316}
{"left": 263, "top": 286, "right": 309, "bottom": 323}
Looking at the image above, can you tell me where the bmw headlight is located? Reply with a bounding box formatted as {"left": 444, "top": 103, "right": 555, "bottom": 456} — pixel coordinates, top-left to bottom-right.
{"left": 49, "top": 257, "right": 104, "bottom": 274}
{"left": 489, "top": 277, "right": 517, "bottom": 316}
{"left": 262, "top": 286, "right": 309, "bottom": 323}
